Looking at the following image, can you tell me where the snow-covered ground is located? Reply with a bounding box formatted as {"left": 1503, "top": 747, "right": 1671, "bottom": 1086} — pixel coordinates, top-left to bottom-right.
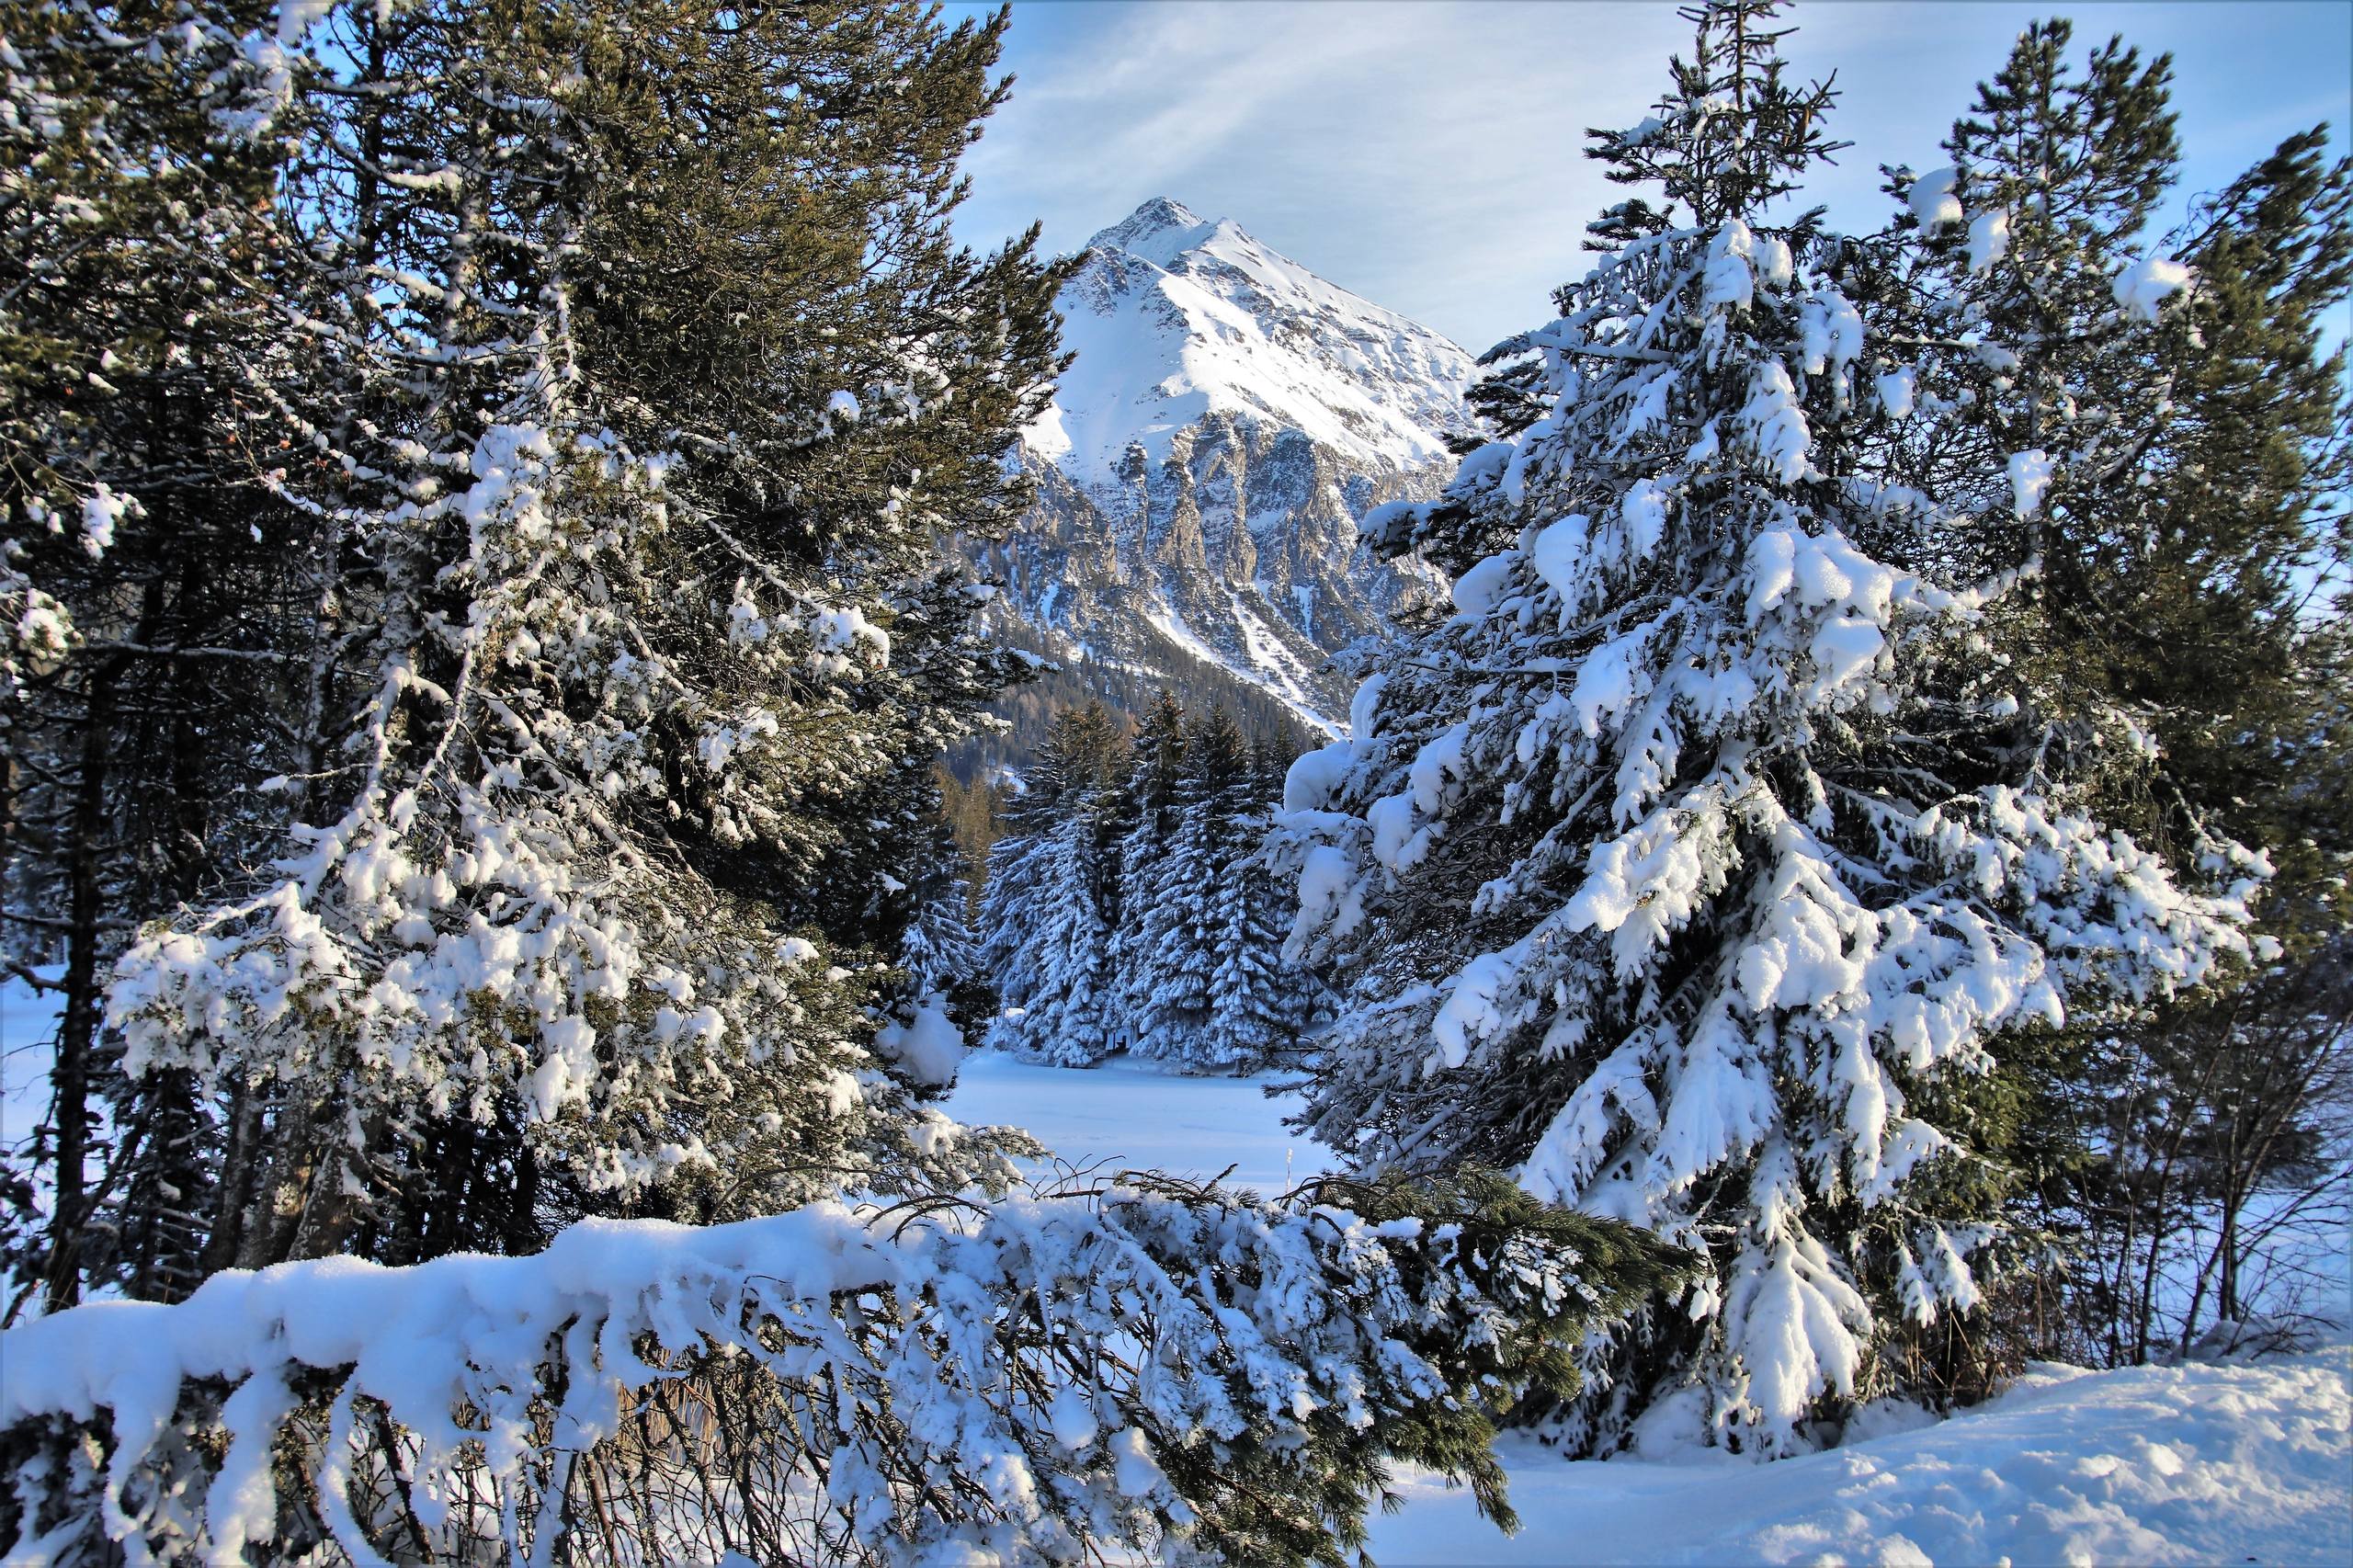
{"left": 950, "top": 1049, "right": 2353, "bottom": 1567}
{"left": 941, "top": 1049, "right": 1335, "bottom": 1193}
{"left": 1373, "top": 1354, "right": 2351, "bottom": 1566}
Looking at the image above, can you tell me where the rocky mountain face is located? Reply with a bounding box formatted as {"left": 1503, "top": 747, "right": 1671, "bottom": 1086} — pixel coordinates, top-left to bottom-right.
{"left": 968, "top": 199, "right": 1473, "bottom": 739}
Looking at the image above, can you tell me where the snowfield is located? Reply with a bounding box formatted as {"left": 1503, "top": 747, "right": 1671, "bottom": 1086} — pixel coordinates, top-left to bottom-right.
{"left": 940, "top": 1048, "right": 1336, "bottom": 1193}
{"left": 951, "top": 1049, "right": 2353, "bottom": 1567}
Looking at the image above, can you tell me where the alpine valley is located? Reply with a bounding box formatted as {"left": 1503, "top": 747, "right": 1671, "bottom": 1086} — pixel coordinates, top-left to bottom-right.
{"left": 961, "top": 198, "right": 1475, "bottom": 756}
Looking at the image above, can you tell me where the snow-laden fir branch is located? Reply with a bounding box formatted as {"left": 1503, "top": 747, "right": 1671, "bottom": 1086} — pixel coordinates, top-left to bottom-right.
{"left": 0, "top": 1171, "right": 1693, "bottom": 1568}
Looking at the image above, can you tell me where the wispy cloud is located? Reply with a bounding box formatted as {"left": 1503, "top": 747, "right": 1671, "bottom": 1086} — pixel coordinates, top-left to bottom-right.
{"left": 952, "top": 1, "right": 2353, "bottom": 354}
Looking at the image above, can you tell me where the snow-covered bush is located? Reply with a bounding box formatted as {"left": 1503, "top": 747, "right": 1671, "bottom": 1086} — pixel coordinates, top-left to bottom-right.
{"left": 0, "top": 1172, "right": 1689, "bottom": 1567}
{"left": 1279, "top": 0, "right": 2259, "bottom": 1455}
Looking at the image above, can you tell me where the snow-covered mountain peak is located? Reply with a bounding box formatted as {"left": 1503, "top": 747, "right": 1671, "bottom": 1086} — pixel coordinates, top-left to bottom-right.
{"left": 974, "top": 200, "right": 1470, "bottom": 739}
{"left": 1027, "top": 199, "right": 1475, "bottom": 488}
{"left": 1083, "top": 195, "right": 1216, "bottom": 262}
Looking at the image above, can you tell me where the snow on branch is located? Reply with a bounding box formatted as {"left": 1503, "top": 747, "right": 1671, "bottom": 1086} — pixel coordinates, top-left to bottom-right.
{"left": 0, "top": 1173, "right": 1690, "bottom": 1567}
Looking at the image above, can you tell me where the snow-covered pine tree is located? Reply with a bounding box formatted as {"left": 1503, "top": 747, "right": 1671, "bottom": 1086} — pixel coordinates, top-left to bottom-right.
{"left": 1885, "top": 28, "right": 2353, "bottom": 1368}
{"left": 1128, "top": 706, "right": 1238, "bottom": 1061}
{"left": 1251, "top": 723, "right": 1338, "bottom": 1038}
{"left": 1280, "top": 0, "right": 2256, "bottom": 1454}
{"left": 1199, "top": 744, "right": 1320, "bottom": 1073}
{"left": 1110, "top": 688, "right": 1189, "bottom": 1046}
{"left": 980, "top": 701, "right": 1127, "bottom": 1065}
{"left": 1876, "top": 23, "right": 2200, "bottom": 763}
{"left": 88, "top": 0, "right": 1063, "bottom": 1269}
{"left": 1131, "top": 705, "right": 1316, "bottom": 1072}
{"left": 2084, "top": 129, "right": 2353, "bottom": 1362}
{"left": 890, "top": 777, "right": 1004, "bottom": 1083}
{"left": 0, "top": 1169, "right": 1694, "bottom": 1567}
{"left": 1813, "top": 27, "right": 2209, "bottom": 1382}
{"left": 898, "top": 819, "right": 983, "bottom": 1005}
{"left": 1867, "top": 23, "right": 2336, "bottom": 869}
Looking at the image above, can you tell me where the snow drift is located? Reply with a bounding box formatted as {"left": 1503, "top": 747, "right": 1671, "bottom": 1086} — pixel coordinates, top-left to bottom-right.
{"left": 1369, "top": 1345, "right": 2353, "bottom": 1566}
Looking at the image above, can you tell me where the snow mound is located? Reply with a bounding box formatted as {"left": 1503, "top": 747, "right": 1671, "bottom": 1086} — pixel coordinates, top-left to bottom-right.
{"left": 2114, "top": 252, "right": 2193, "bottom": 322}
{"left": 1368, "top": 1346, "right": 2353, "bottom": 1566}
{"left": 872, "top": 994, "right": 966, "bottom": 1086}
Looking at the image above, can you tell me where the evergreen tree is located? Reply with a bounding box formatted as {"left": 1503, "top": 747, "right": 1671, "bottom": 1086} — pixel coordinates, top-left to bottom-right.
{"left": 1, "top": 1168, "right": 1693, "bottom": 1567}
{"left": 979, "top": 701, "right": 1126, "bottom": 1065}
{"left": 0, "top": 0, "right": 320, "bottom": 1309}
{"left": 894, "top": 777, "right": 990, "bottom": 1037}
{"left": 1109, "top": 689, "right": 1189, "bottom": 1044}
{"left": 1198, "top": 739, "right": 1318, "bottom": 1071}
{"left": 1279, "top": 0, "right": 2253, "bottom": 1454}
{"left": 6, "top": 0, "right": 1066, "bottom": 1289}
{"left": 1875, "top": 20, "right": 2199, "bottom": 778}
{"left": 1877, "top": 26, "right": 2353, "bottom": 1369}
{"left": 900, "top": 850, "right": 983, "bottom": 1004}
{"left": 2089, "top": 130, "right": 2353, "bottom": 1359}
{"left": 1129, "top": 705, "right": 1317, "bottom": 1072}
{"left": 1131, "top": 706, "right": 1245, "bottom": 1058}
{"left": 934, "top": 759, "right": 1008, "bottom": 922}
{"left": 2132, "top": 128, "right": 2351, "bottom": 860}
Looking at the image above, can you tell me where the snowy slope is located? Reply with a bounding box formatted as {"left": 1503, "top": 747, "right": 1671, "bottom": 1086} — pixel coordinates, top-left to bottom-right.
{"left": 1370, "top": 1351, "right": 2353, "bottom": 1566}
{"left": 1028, "top": 197, "right": 1472, "bottom": 488}
{"left": 943, "top": 1050, "right": 2353, "bottom": 1568}
{"left": 971, "top": 199, "right": 1472, "bottom": 735}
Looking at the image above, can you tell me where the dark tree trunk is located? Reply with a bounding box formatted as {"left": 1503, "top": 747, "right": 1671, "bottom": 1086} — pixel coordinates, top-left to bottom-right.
{"left": 198, "top": 1079, "right": 265, "bottom": 1278}
{"left": 41, "top": 653, "right": 124, "bottom": 1312}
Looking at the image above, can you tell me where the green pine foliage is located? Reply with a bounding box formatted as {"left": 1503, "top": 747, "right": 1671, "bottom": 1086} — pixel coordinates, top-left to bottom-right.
{"left": 1871, "top": 18, "right": 2353, "bottom": 1373}
{"left": 5, "top": 0, "right": 1069, "bottom": 1290}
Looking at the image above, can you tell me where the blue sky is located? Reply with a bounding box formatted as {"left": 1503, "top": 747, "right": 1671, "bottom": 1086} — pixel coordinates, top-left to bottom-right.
{"left": 946, "top": 1, "right": 2353, "bottom": 354}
